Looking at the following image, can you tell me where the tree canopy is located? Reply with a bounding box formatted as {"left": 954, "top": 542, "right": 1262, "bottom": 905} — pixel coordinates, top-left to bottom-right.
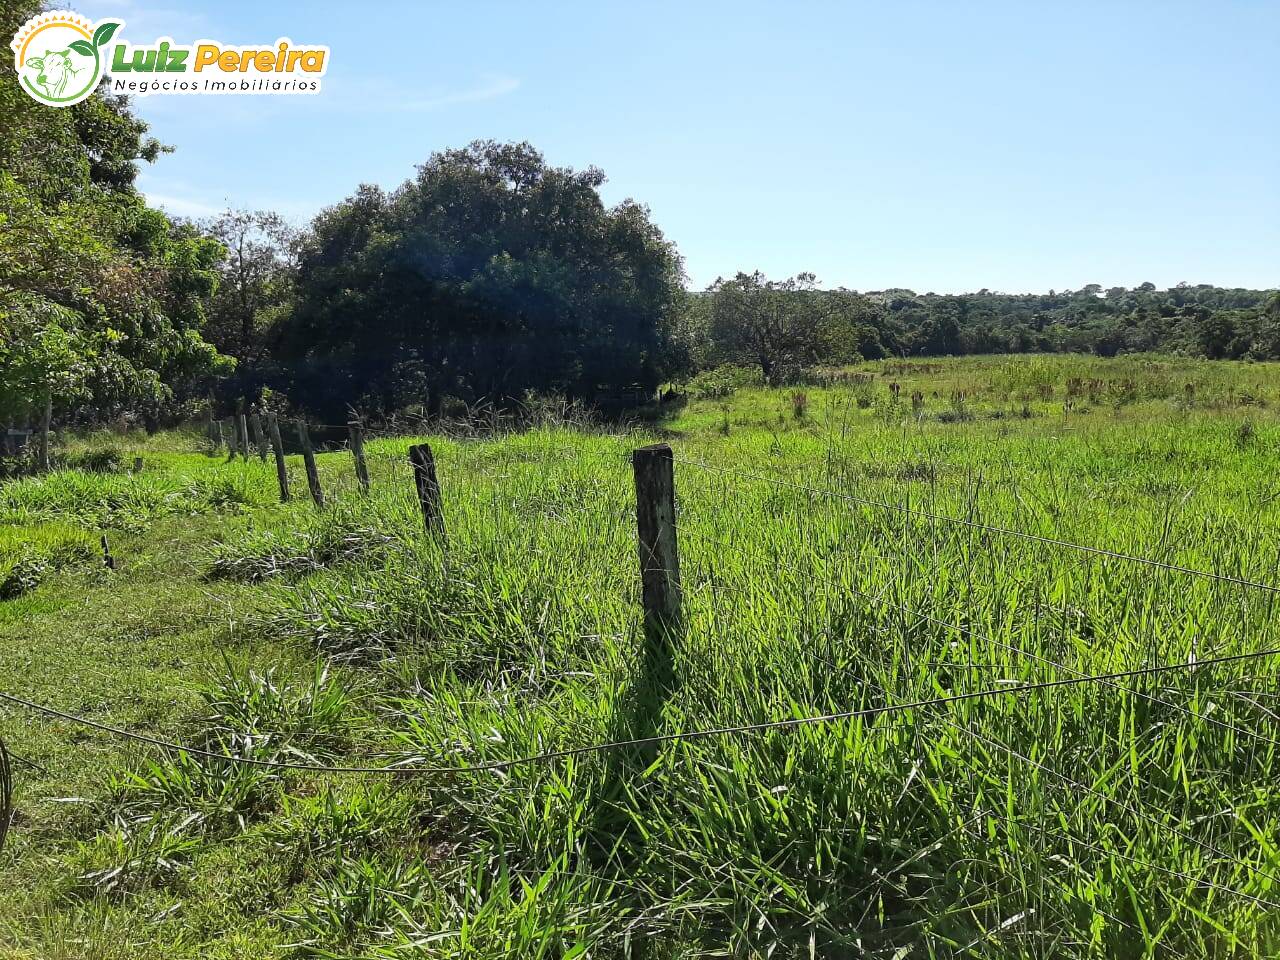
{"left": 274, "top": 141, "right": 686, "bottom": 419}
{"left": 0, "top": 0, "right": 229, "bottom": 429}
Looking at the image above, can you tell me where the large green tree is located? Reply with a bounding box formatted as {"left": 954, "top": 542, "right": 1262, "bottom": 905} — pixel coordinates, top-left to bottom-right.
{"left": 199, "top": 208, "right": 297, "bottom": 407}
{"left": 705, "top": 272, "right": 846, "bottom": 383}
{"left": 0, "top": 0, "right": 229, "bottom": 433}
{"left": 278, "top": 141, "right": 685, "bottom": 418}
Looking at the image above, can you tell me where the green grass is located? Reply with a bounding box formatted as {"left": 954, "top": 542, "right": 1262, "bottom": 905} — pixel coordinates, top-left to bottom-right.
{"left": 2, "top": 354, "right": 1280, "bottom": 957}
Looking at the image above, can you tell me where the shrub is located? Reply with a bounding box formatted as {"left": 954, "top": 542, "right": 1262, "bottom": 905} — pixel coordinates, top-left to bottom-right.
{"left": 685, "top": 365, "right": 765, "bottom": 400}
{"left": 62, "top": 447, "right": 124, "bottom": 473}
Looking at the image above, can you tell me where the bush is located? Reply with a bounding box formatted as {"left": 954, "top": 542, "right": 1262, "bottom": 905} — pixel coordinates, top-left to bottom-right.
{"left": 62, "top": 447, "right": 125, "bottom": 473}
{"left": 685, "top": 365, "right": 765, "bottom": 399}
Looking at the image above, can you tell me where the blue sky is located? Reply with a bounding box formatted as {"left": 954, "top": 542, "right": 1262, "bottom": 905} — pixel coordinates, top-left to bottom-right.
{"left": 73, "top": 0, "right": 1279, "bottom": 293}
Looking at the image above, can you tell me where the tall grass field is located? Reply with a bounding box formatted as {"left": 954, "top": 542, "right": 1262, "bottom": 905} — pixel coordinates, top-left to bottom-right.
{"left": 2, "top": 354, "right": 1280, "bottom": 958}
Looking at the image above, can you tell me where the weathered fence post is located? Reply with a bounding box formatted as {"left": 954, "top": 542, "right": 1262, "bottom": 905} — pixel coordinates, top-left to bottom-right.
{"left": 237, "top": 412, "right": 250, "bottom": 461}
{"left": 297, "top": 418, "right": 324, "bottom": 507}
{"left": 250, "top": 412, "right": 269, "bottom": 462}
{"left": 409, "top": 443, "right": 444, "bottom": 539}
{"left": 206, "top": 407, "right": 219, "bottom": 453}
{"left": 37, "top": 388, "right": 52, "bottom": 472}
{"left": 349, "top": 421, "right": 370, "bottom": 492}
{"left": 266, "top": 412, "right": 290, "bottom": 502}
{"left": 224, "top": 419, "right": 237, "bottom": 462}
{"left": 100, "top": 534, "right": 115, "bottom": 571}
{"left": 632, "top": 443, "right": 682, "bottom": 639}
{"left": 132, "top": 457, "right": 143, "bottom": 474}
{"left": 218, "top": 419, "right": 230, "bottom": 457}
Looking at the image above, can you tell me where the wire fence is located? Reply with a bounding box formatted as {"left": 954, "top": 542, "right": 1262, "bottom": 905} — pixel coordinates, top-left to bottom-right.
{"left": 5, "top": 430, "right": 1280, "bottom": 937}
{"left": 3, "top": 647, "right": 1276, "bottom": 778}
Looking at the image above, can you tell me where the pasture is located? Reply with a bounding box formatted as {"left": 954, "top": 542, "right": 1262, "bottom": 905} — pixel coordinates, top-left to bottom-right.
{"left": 1, "top": 353, "right": 1279, "bottom": 958}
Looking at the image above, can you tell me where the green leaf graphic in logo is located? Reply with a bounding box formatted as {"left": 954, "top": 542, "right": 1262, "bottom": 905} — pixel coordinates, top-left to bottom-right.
{"left": 68, "top": 39, "right": 94, "bottom": 56}
{"left": 92, "top": 21, "right": 119, "bottom": 48}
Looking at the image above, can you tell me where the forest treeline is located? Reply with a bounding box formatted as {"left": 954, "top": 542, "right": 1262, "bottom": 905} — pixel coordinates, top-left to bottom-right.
{"left": 3, "top": 7, "right": 1278, "bottom": 429}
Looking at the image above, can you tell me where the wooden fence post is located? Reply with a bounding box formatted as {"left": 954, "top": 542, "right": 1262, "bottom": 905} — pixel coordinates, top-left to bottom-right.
{"left": 409, "top": 443, "right": 444, "bottom": 539}
{"left": 37, "top": 388, "right": 52, "bottom": 472}
{"left": 349, "top": 422, "right": 370, "bottom": 492}
{"left": 237, "top": 412, "right": 250, "bottom": 461}
{"left": 266, "top": 412, "right": 290, "bottom": 502}
{"left": 297, "top": 418, "right": 324, "bottom": 507}
{"left": 206, "top": 407, "right": 219, "bottom": 453}
{"left": 224, "top": 419, "right": 238, "bottom": 462}
{"left": 250, "top": 412, "right": 269, "bottom": 462}
{"left": 632, "top": 443, "right": 682, "bottom": 639}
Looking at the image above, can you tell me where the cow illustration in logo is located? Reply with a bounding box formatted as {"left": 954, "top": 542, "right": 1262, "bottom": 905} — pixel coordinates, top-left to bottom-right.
{"left": 27, "top": 47, "right": 81, "bottom": 99}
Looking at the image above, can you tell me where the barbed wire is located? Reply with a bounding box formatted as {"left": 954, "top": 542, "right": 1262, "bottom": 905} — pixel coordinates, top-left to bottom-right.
{"left": 674, "top": 519, "right": 1280, "bottom": 751}
{"left": 673, "top": 491, "right": 1280, "bottom": 908}
{"left": 790, "top": 632, "right": 1280, "bottom": 903}
{"left": 2, "top": 648, "right": 1278, "bottom": 778}
{"left": 671, "top": 455, "right": 1280, "bottom": 596}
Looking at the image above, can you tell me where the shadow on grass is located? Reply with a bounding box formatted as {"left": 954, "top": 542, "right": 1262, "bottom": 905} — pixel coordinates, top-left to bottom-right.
{"left": 583, "top": 621, "right": 679, "bottom": 869}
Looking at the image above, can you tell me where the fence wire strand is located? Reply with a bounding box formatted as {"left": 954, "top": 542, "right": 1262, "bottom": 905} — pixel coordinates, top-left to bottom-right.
{"left": 2, "top": 648, "right": 1279, "bottom": 778}
{"left": 671, "top": 455, "right": 1280, "bottom": 596}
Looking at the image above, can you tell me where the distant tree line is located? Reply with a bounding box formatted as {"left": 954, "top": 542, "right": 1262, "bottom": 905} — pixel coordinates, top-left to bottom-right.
{"left": 2, "top": 11, "right": 1276, "bottom": 435}
{"left": 683, "top": 277, "right": 1280, "bottom": 385}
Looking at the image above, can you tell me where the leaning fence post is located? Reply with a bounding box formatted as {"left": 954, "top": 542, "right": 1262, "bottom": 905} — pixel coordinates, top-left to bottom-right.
{"left": 297, "top": 418, "right": 324, "bottom": 507}
{"left": 266, "top": 412, "right": 290, "bottom": 502}
{"left": 632, "top": 443, "right": 682, "bottom": 639}
{"left": 250, "top": 412, "right": 269, "bottom": 462}
{"left": 409, "top": 443, "right": 444, "bottom": 539}
{"left": 349, "top": 421, "right": 370, "bottom": 492}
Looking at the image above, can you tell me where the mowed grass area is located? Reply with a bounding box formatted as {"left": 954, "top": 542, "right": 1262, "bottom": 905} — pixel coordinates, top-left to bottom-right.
{"left": 2, "top": 354, "right": 1280, "bottom": 958}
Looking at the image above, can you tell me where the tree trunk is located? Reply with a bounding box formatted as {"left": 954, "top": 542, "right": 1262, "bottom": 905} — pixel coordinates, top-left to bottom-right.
{"left": 759, "top": 354, "right": 774, "bottom": 386}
